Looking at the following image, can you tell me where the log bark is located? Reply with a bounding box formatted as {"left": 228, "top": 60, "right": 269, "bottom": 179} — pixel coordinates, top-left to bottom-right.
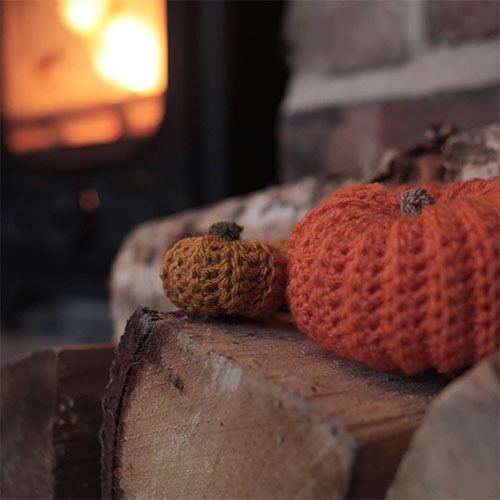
{"left": 101, "top": 307, "right": 450, "bottom": 499}
{"left": 443, "top": 123, "right": 500, "bottom": 181}
{"left": 1, "top": 344, "right": 114, "bottom": 499}
{"left": 387, "top": 351, "right": 500, "bottom": 500}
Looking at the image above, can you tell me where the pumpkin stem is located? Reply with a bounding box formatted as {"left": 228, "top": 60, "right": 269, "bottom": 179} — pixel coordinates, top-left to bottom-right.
{"left": 400, "top": 188, "right": 435, "bottom": 215}
{"left": 207, "top": 222, "right": 243, "bottom": 241}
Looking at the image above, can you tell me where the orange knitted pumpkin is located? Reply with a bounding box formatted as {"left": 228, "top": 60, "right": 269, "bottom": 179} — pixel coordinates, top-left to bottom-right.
{"left": 287, "top": 177, "right": 500, "bottom": 374}
{"left": 160, "top": 222, "right": 287, "bottom": 317}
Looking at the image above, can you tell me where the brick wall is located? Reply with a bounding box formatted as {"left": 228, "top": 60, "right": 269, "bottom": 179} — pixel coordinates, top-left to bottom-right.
{"left": 279, "top": 0, "right": 500, "bottom": 181}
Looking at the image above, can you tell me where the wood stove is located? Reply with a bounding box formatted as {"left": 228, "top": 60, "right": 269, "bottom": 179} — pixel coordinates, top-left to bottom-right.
{"left": 0, "top": 0, "right": 287, "bottom": 349}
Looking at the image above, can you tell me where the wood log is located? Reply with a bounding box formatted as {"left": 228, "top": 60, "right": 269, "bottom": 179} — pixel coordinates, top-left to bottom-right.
{"left": 101, "top": 307, "right": 450, "bottom": 499}
{"left": 387, "top": 351, "right": 500, "bottom": 500}
{"left": 443, "top": 123, "right": 500, "bottom": 181}
{"left": 1, "top": 343, "right": 115, "bottom": 499}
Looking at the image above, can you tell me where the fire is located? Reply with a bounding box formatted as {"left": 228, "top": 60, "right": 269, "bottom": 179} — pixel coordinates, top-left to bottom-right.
{"left": 59, "top": 0, "right": 165, "bottom": 94}
{"left": 3, "top": 0, "right": 167, "bottom": 153}
{"left": 60, "top": 0, "right": 108, "bottom": 34}
{"left": 95, "top": 16, "right": 163, "bottom": 94}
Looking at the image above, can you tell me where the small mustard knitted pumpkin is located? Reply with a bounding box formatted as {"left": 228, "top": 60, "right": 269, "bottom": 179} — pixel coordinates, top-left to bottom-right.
{"left": 287, "top": 177, "right": 500, "bottom": 374}
{"left": 160, "top": 222, "right": 287, "bottom": 317}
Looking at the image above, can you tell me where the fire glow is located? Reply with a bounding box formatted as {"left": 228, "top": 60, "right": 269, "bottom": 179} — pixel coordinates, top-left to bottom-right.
{"left": 61, "top": 0, "right": 165, "bottom": 94}
{"left": 2, "top": 0, "right": 167, "bottom": 153}
{"left": 95, "top": 16, "right": 163, "bottom": 94}
{"left": 60, "top": 0, "right": 107, "bottom": 35}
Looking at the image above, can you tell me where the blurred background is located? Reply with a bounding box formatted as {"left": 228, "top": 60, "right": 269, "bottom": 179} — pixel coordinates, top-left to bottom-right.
{"left": 1, "top": 0, "right": 499, "bottom": 360}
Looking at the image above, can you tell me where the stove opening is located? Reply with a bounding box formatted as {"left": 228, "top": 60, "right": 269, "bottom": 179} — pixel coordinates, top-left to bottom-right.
{"left": 2, "top": 0, "right": 167, "bottom": 157}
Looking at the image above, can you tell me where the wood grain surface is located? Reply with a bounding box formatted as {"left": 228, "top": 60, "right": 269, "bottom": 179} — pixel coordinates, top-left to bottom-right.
{"left": 387, "top": 351, "right": 500, "bottom": 499}
{"left": 101, "top": 307, "right": 450, "bottom": 499}
{"left": 1, "top": 343, "right": 114, "bottom": 499}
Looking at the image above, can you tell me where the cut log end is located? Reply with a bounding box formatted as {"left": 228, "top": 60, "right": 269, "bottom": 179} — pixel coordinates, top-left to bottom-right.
{"left": 387, "top": 351, "right": 500, "bottom": 499}
{"left": 101, "top": 307, "right": 450, "bottom": 499}
{"left": 1, "top": 343, "right": 114, "bottom": 500}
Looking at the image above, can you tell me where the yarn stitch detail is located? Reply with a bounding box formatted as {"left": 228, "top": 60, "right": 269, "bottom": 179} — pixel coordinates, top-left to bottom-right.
{"left": 287, "top": 177, "right": 500, "bottom": 374}
{"left": 160, "top": 235, "right": 287, "bottom": 317}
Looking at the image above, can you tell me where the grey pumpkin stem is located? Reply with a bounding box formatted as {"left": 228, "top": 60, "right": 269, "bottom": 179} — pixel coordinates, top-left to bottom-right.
{"left": 208, "top": 221, "right": 243, "bottom": 241}
{"left": 400, "top": 188, "right": 435, "bottom": 215}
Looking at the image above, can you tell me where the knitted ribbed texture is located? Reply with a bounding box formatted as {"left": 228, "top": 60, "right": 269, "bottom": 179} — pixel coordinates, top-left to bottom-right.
{"left": 160, "top": 233, "right": 287, "bottom": 317}
{"left": 287, "top": 177, "right": 500, "bottom": 374}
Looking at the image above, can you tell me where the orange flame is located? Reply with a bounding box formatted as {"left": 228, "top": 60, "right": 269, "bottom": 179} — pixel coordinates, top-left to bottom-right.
{"left": 59, "top": 0, "right": 166, "bottom": 95}
{"left": 3, "top": 0, "right": 167, "bottom": 153}
{"left": 94, "top": 15, "right": 163, "bottom": 94}
{"left": 60, "top": 0, "right": 108, "bottom": 34}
